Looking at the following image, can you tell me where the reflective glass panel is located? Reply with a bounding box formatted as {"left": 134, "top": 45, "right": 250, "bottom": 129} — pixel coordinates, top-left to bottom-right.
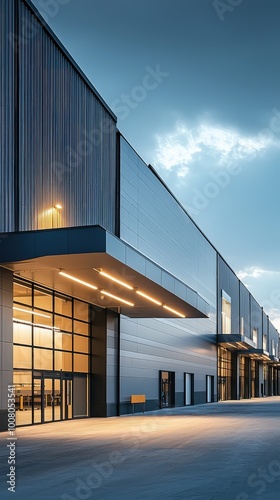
{"left": 55, "top": 294, "right": 72, "bottom": 317}
{"left": 34, "top": 327, "right": 53, "bottom": 348}
{"left": 13, "top": 306, "right": 33, "bottom": 323}
{"left": 55, "top": 351, "right": 72, "bottom": 371}
{"left": 55, "top": 331, "right": 72, "bottom": 351}
{"left": 54, "top": 315, "right": 72, "bottom": 332}
{"left": 74, "top": 320, "right": 89, "bottom": 336}
{"left": 34, "top": 348, "right": 53, "bottom": 370}
{"left": 13, "top": 282, "right": 32, "bottom": 306}
{"left": 74, "top": 354, "right": 89, "bottom": 373}
{"left": 34, "top": 288, "right": 53, "bottom": 311}
{"left": 13, "top": 346, "right": 32, "bottom": 369}
{"left": 13, "top": 371, "right": 32, "bottom": 426}
{"left": 13, "top": 322, "right": 32, "bottom": 345}
{"left": 74, "top": 300, "right": 89, "bottom": 322}
{"left": 74, "top": 335, "right": 89, "bottom": 354}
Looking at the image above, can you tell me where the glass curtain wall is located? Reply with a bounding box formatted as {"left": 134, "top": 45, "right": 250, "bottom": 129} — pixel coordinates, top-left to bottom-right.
{"left": 221, "top": 291, "right": 231, "bottom": 334}
{"left": 239, "top": 356, "right": 246, "bottom": 399}
{"left": 13, "top": 278, "right": 90, "bottom": 426}
{"left": 218, "top": 347, "right": 232, "bottom": 400}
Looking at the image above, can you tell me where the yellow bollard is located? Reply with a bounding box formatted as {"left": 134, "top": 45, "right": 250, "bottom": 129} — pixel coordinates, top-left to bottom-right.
{"left": 19, "top": 395, "right": 24, "bottom": 411}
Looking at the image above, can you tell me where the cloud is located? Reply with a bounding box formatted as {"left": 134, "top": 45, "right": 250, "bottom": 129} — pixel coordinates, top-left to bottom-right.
{"left": 154, "top": 122, "right": 280, "bottom": 177}
{"left": 237, "top": 267, "right": 280, "bottom": 280}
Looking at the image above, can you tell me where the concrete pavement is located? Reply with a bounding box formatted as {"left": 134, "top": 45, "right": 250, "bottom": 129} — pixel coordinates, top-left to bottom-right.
{"left": 1, "top": 397, "right": 280, "bottom": 499}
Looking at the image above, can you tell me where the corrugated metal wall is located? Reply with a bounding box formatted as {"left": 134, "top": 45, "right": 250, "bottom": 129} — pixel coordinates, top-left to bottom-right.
{"left": 240, "top": 281, "right": 250, "bottom": 337}
{"left": 0, "top": 0, "right": 15, "bottom": 231}
{"left": 218, "top": 257, "right": 278, "bottom": 355}
{"left": 119, "top": 136, "right": 217, "bottom": 407}
{"left": 250, "top": 295, "right": 262, "bottom": 347}
{"left": 0, "top": 0, "right": 117, "bottom": 233}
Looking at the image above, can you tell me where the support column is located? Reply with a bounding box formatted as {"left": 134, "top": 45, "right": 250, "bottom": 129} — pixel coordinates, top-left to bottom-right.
{"left": 268, "top": 366, "right": 273, "bottom": 396}
{"left": 0, "top": 267, "right": 13, "bottom": 432}
{"left": 231, "top": 352, "right": 239, "bottom": 400}
{"left": 255, "top": 361, "right": 259, "bottom": 397}
{"left": 259, "top": 363, "right": 264, "bottom": 397}
{"left": 90, "top": 307, "right": 119, "bottom": 417}
{"left": 245, "top": 357, "right": 251, "bottom": 399}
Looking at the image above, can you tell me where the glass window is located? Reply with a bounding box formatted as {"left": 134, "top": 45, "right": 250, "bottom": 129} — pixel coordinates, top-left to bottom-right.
{"left": 252, "top": 328, "right": 258, "bottom": 347}
{"left": 34, "top": 288, "right": 53, "bottom": 311}
{"left": 34, "top": 348, "right": 53, "bottom": 370}
{"left": 13, "top": 282, "right": 32, "bottom": 306}
{"left": 74, "top": 300, "right": 89, "bottom": 322}
{"left": 13, "top": 306, "right": 33, "bottom": 323}
{"left": 74, "top": 354, "right": 89, "bottom": 373}
{"left": 13, "top": 322, "right": 32, "bottom": 345}
{"left": 13, "top": 371, "right": 32, "bottom": 426}
{"left": 222, "top": 290, "right": 231, "bottom": 334}
{"left": 55, "top": 331, "right": 72, "bottom": 351}
{"left": 271, "top": 339, "right": 275, "bottom": 356}
{"left": 74, "top": 335, "right": 89, "bottom": 354}
{"left": 74, "top": 320, "right": 89, "bottom": 336}
{"left": 13, "top": 346, "right": 32, "bottom": 369}
{"left": 55, "top": 294, "right": 72, "bottom": 317}
{"left": 13, "top": 370, "right": 32, "bottom": 385}
{"left": 263, "top": 334, "right": 267, "bottom": 351}
{"left": 55, "top": 351, "right": 72, "bottom": 371}
{"left": 34, "top": 327, "right": 53, "bottom": 348}
{"left": 54, "top": 315, "right": 72, "bottom": 332}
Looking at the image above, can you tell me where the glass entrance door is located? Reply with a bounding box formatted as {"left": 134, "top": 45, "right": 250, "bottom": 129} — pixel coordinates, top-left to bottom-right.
{"left": 44, "top": 378, "right": 54, "bottom": 422}
{"left": 62, "top": 379, "right": 72, "bottom": 420}
{"left": 33, "top": 373, "right": 72, "bottom": 424}
{"left": 160, "top": 371, "right": 175, "bottom": 408}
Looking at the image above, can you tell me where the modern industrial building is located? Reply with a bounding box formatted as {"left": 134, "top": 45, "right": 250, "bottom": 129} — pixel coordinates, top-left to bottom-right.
{"left": 0, "top": 0, "right": 279, "bottom": 431}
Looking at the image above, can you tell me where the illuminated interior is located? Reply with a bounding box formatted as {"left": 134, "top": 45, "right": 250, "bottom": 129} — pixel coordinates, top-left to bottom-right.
{"left": 13, "top": 279, "right": 89, "bottom": 426}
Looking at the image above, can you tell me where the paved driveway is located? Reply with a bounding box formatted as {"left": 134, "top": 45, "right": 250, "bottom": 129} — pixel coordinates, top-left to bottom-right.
{"left": 1, "top": 397, "right": 280, "bottom": 499}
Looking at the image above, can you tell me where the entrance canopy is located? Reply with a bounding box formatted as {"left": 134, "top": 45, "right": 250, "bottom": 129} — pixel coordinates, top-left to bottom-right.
{"left": 218, "top": 334, "right": 256, "bottom": 352}
{"left": 219, "top": 334, "right": 280, "bottom": 365}
{"left": 0, "top": 226, "right": 209, "bottom": 319}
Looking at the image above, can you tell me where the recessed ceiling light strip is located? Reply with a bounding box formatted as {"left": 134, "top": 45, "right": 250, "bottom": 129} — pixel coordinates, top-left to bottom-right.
{"left": 59, "top": 272, "right": 97, "bottom": 290}
{"left": 96, "top": 270, "right": 133, "bottom": 290}
{"left": 163, "top": 305, "right": 185, "bottom": 318}
{"left": 101, "top": 290, "right": 134, "bottom": 306}
{"left": 136, "top": 290, "right": 162, "bottom": 306}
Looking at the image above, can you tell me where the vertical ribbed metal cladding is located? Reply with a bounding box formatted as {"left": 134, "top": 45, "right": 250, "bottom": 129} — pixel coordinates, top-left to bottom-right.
{"left": 115, "top": 131, "right": 121, "bottom": 238}
{"left": 14, "top": 0, "right": 117, "bottom": 233}
{"left": 216, "top": 251, "right": 219, "bottom": 396}
{"left": 14, "top": 0, "right": 19, "bottom": 231}
{"left": 0, "top": 0, "right": 15, "bottom": 232}
{"left": 117, "top": 313, "right": 120, "bottom": 416}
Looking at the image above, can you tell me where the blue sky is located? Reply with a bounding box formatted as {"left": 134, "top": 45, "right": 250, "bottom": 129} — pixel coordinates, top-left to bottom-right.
{"left": 31, "top": 0, "right": 280, "bottom": 328}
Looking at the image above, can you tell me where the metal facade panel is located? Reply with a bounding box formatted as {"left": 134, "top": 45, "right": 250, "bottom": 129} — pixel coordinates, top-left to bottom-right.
{"left": 119, "top": 137, "right": 217, "bottom": 404}
{"left": 120, "top": 137, "right": 216, "bottom": 309}
{"left": 1, "top": 0, "right": 117, "bottom": 234}
{"left": 250, "top": 296, "right": 262, "bottom": 347}
{"left": 240, "top": 282, "right": 250, "bottom": 337}
{"left": 0, "top": 0, "right": 15, "bottom": 231}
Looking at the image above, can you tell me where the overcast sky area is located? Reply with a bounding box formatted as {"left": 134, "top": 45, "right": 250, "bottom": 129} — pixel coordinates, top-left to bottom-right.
{"left": 31, "top": 0, "right": 280, "bottom": 328}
